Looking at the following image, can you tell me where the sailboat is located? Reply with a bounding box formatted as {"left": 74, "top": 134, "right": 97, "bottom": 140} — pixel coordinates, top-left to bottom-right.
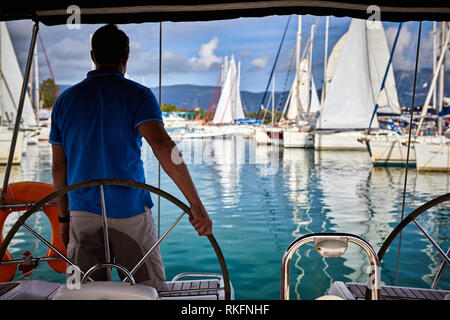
{"left": 190, "top": 55, "right": 252, "bottom": 139}
{"left": 314, "top": 19, "right": 400, "bottom": 151}
{"left": 413, "top": 22, "right": 449, "bottom": 172}
{"left": 283, "top": 17, "right": 321, "bottom": 148}
{"left": 212, "top": 55, "right": 244, "bottom": 124}
{"left": 254, "top": 72, "right": 285, "bottom": 146}
{"left": 367, "top": 21, "right": 449, "bottom": 168}
{"left": 257, "top": 16, "right": 320, "bottom": 147}
{"left": 282, "top": 63, "right": 320, "bottom": 148}
{"left": 0, "top": 22, "right": 37, "bottom": 165}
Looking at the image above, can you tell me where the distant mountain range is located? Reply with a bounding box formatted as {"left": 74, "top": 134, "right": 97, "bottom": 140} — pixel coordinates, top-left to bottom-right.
{"left": 57, "top": 68, "right": 449, "bottom": 114}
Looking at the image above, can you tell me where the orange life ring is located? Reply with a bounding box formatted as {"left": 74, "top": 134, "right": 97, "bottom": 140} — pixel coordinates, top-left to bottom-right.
{"left": 0, "top": 182, "right": 67, "bottom": 282}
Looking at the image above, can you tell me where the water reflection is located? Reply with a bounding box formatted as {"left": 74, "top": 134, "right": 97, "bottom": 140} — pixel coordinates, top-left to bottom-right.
{"left": 0, "top": 139, "right": 448, "bottom": 297}
{"left": 282, "top": 148, "right": 449, "bottom": 298}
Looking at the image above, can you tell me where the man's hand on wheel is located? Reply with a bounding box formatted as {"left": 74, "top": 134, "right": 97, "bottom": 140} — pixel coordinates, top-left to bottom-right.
{"left": 189, "top": 203, "right": 212, "bottom": 236}
{"left": 60, "top": 221, "right": 70, "bottom": 247}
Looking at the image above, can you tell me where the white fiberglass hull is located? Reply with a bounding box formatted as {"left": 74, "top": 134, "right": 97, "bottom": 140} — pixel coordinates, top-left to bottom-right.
{"left": 314, "top": 131, "right": 366, "bottom": 151}
{"left": 283, "top": 130, "right": 314, "bottom": 148}
{"left": 365, "top": 134, "right": 446, "bottom": 167}
{"left": 415, "top": 137, "right": 450, "bottom": 172}
{"left": 0, "top": 129, "right": 24, "bottom": 165}
{"left": 366, "top": 135, "right": 415, "bottom": 166}
{"left": 254, "top": 127, "right": 283, "bottom": 146}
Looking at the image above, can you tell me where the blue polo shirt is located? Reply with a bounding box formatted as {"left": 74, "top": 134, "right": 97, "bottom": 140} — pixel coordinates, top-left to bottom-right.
{"left": 49, "top": 69, "right": 163, "bottom": 218}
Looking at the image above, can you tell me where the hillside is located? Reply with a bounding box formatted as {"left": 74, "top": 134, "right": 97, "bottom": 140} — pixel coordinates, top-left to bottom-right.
{"left": 57, "top": 68, "right": 449, "bottom": 114}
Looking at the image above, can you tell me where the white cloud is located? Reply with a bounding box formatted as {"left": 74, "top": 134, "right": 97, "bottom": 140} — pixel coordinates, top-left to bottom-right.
{"left": 250, "top": 57, "right": 268, "bottom": 70}
{"left": 130, "top": 41, "right": 142, "bottom": 51}
{"left": 188, "top": 37, "right": 222, "bottom": 71}
{"left": 386, "top": 24, "right": 415, "bottom": 70}
{"left": 239, "top": 49, "right": 251, "bottom": 58}
{"left": 386, "top": 22, "right": 450, "bottom": 71}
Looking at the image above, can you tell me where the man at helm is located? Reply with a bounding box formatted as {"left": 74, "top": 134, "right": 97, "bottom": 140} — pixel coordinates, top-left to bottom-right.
{"left": 50, "top": 24, "right": 212, "bottom": 291}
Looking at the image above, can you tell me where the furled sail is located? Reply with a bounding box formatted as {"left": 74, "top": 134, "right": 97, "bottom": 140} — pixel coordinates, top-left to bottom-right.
{"left": 0, "top": 22, "right": 36, "bottom": 127}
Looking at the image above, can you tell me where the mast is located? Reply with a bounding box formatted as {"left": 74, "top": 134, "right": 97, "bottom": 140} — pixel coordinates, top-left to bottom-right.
{"left": 232, "top": 55, "right": 237, "bottom": 121}
{"left": 438, "top": 22, "right": 446, "bottom": 135}
{"left": 416, "top": 23, "right": 449, "bottom": 135}
{"left": 432, "top": 21, "right": 437, "bottom": 110}
{"left": 272, "top": 74, "right": 275, "bottom": 125}
{"left": 296, "top": 15, "right": 302, "bottom": 117}
{"left": 28, "top": 67, "right": 33, "bottom": 124}
{"left": 306, "top": 24, "right": 315, "bottom": 115}
{"left": 33, "top": 45, "right": 39, "bottom": 126}
{"left": 321, "top": 16, "right": 329, "bottom": 106}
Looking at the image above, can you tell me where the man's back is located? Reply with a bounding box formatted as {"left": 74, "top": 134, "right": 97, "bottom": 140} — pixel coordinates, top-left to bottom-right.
{"left": 50, "top": 68, "right": 163, "bottom": 218}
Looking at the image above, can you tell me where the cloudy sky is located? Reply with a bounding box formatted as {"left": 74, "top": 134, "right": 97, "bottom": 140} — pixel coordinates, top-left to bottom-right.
{"left": 6, "top": 15, "right": 444, "bottom": 92}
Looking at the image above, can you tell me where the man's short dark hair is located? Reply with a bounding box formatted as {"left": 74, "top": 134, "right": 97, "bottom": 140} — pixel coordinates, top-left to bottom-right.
{"left": 91, "top": 24, "right": 129, "bottom": 65}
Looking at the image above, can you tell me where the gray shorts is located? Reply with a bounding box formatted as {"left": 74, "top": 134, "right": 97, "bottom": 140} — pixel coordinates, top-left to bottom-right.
{"left": 67, "top": 207, "right": 167, "bottom": 291}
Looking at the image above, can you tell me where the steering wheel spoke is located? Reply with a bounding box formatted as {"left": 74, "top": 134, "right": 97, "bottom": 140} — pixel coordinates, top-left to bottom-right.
{"left": 377, "top": 193, "right": 450, "bottom": 290}
{"left": 0, "top": 178, "right": 231, "bottom": 299}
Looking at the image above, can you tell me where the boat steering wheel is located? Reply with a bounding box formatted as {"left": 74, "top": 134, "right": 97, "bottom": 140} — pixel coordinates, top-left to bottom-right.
{"left": 0, "top": 178, "right": 231, "bottom": 300}
{"left": 363, "top": 193, "right": 450, "bottom": 298}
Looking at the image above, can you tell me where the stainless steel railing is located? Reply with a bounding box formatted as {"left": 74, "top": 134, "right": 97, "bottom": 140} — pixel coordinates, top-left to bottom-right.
{"left": 281, "top": 233, "right": 380, "bottom": 300}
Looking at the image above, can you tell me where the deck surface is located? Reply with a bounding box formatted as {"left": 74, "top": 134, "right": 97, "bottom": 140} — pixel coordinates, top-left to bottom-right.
{"left": 1, "top": 280, "right": 223, "bottom": 300}
{"left": 347, "top": 282, "right": 450, "bottom": 300}
{"left": 159, "top": 279, "right": 220, "bottom": 298}
{"left": 0, "top": 283, "right": 19, "bottom": 297}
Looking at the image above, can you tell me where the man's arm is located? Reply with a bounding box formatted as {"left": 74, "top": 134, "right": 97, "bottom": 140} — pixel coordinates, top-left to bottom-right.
{"left": 51, "top": 144, "right": 70, "bottom": 246}
{"left": 137, "top": 121, "right": 212, "bottom": 236}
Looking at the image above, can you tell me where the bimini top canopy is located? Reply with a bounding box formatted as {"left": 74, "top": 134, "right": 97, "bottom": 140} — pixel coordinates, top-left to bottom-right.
{"left": 0, "top": 1, "right": 449, "bottom": 25}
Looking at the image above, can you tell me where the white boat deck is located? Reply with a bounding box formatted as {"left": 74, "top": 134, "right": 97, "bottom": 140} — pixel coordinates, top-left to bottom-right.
{"left": 0, "top": 279, "right": 228, "bottom": 300}
{"left": 330, "top": 281, "right": 450, "bottom": 300}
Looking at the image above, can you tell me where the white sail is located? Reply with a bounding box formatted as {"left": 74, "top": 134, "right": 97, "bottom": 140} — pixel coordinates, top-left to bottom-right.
{"left": 323, "top": 32, "right": 348, "bottom": 94}
{"left": 212, "top": 55, "right": 244, "bottom": 124}
{"left": 285, "top": 58, "right": 309, "bottom": 120}
{"left": 317, "top": 19, "right": 379, "bottom": 130}
{"left": 234, "top": 60, "right": 245, "bottom": 119}
{"left": 309, "top": 74, "right": 320, "bottom": 114}
{"left": 366, "top": 21, "right": 400, "bottom": 115}
{"left": 0, "top": 22, "right": 36, "bottom": 127}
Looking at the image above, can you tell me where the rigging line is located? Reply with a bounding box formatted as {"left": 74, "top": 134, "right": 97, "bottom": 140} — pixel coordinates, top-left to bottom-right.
{"left": 38, "top": 33, "right": 59, "bottom": 96}
{"left": 256, "top": 15, "right": 292, "bottom": 121}
{"left": 274, "top": 47, "right": 296, "bottom": 123}
{"left": 395, "top": 21, "right": 422, "bottom": 287}
{"left": 279, "top": 37, "right": 311, "bottom": 121}
{"left": 210, "top": 83, "right": 222, "bottom": 121}
{"left": 368, "top": 22, "right": 403, "bottom": 130}
{"left": 205, "top": 68, "right": 222, "bottom": 122}
{"left": 158, "top": 21, "right": 162, "bottom": 239}
{"left": 279, "top": 16, "right": 319, "bottom": 122}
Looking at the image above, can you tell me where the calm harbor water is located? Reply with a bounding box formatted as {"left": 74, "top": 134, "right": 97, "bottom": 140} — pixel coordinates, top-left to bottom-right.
{"left": 1, "top": 136, "right": 449, "bottom": 300}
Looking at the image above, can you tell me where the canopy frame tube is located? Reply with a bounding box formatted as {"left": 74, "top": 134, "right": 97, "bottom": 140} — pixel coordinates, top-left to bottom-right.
{"left": 1, "top": 20, "right": 39, "bottom": 203}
